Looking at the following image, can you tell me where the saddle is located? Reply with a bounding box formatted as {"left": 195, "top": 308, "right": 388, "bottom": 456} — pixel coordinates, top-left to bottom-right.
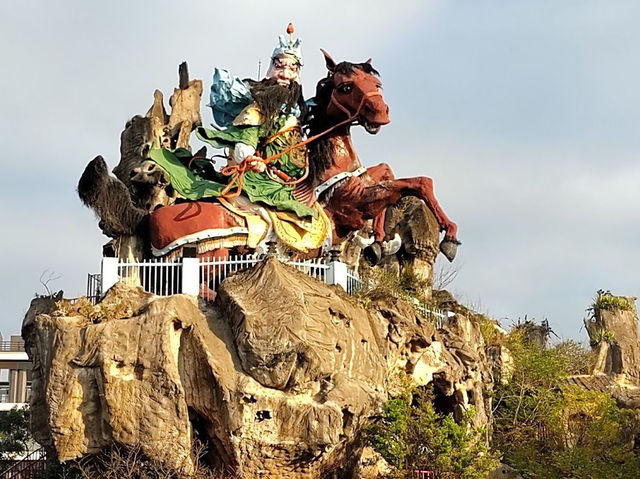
{"left": 149, "top": 195, "right": 331, "bottom": 257}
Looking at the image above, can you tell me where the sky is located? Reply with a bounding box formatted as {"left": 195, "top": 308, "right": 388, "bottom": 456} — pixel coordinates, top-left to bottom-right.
{"left": 1, "top": 0, "right": 639, "bottom": 341}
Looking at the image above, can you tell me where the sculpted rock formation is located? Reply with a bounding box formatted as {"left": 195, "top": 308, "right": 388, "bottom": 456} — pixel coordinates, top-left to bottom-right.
{"left": 78, "top": 63, "right": 203, "bottom": 263}
{"left": 585, "top": 294, "right": 640, "bottom": 383}
{"left": 23, "top": 258, "right": 492, "bottom": 478}
{"left": 382, "top": 196, "right": 441, "bottom": 295}
{"left": 580, "top": 293, "right": 640, "bottom": 409}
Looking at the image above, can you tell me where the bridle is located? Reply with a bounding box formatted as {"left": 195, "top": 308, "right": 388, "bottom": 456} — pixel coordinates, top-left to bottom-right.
{"left": 219, "top": 74, "right": 383, "bottom": 198}
{"left": 328, "top": 81, "right": 383, "bottom": 124}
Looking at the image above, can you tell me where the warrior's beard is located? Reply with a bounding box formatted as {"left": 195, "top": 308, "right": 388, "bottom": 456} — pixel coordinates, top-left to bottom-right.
{"left": 247, "top": 78, "right": 305, "bottom": 133}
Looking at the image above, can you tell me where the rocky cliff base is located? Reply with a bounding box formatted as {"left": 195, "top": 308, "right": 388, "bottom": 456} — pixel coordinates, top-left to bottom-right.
{"left": 23, "top": 258, "right": 494, "bottom": 478}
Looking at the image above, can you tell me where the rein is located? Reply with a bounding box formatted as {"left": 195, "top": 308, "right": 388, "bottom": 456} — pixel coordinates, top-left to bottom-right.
{"left": 218, "top": 87, "right": 382, "bottom": 198}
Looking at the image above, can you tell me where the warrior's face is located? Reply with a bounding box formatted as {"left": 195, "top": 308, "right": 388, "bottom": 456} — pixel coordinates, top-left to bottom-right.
{"left": 267, "top": 55, "right": 301, "bottom": 87}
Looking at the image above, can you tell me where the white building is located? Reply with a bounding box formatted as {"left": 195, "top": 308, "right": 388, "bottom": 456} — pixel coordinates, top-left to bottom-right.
{"left": 0, "top": 334, "right": 31, "bottom": 411}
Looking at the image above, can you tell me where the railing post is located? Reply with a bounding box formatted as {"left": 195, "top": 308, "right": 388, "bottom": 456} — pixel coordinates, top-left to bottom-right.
{"left": 181, "top": 257, "right": 200, "bottom": 296}
{"left": 100, "top": 257, "right": 119, "bottom": 296}
{"left": 326, "top": 259, "right": 348, "bottom": 291}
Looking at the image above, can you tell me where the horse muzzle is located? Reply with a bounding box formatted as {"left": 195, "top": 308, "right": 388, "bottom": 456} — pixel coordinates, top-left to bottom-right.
{"left": 361, "top": 102, "right": 390, "bottom": 134}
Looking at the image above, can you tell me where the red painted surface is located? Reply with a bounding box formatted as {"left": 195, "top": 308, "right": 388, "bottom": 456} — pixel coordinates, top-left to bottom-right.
{"left": 149, "top": 201, "right": 244, "bottom": 251}
{"left": 316, "top": 53, "right": 458, "bottom": 244}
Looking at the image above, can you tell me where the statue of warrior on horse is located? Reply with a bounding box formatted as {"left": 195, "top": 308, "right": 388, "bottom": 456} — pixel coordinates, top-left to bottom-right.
{"left": 78, "top": 23, "right": 460, "bottom": 273}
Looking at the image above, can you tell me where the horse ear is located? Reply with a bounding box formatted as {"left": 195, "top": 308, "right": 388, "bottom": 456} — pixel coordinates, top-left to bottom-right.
{"left": 365, "top": 58, "right": 372, "bottom": 64}
{"left": 320, "top": 49, "right": 336, "bottom": 73}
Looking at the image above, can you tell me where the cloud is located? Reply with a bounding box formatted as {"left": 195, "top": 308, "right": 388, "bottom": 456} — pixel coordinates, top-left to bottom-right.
{"left": 1, "top": 1, "right": 639, "bottom": 342}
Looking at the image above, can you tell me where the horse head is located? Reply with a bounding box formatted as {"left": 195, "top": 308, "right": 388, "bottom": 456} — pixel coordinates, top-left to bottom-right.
{"left": 313, "top": 50, "right": 390, "bottom": 134}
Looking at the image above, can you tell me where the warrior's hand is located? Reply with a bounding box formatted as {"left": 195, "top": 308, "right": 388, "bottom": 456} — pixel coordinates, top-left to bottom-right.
{"left": 243, "top": 155, "right": 266, "bottom": 173}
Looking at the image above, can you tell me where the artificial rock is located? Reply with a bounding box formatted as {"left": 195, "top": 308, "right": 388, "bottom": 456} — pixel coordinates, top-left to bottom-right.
{"left": 23, "top": 258, "right": 494, "bottom": 478}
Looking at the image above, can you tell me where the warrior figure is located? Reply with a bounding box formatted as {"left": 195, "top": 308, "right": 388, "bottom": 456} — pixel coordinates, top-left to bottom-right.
{"left": 149, "top": 24, "right": 315, "bottom": 220}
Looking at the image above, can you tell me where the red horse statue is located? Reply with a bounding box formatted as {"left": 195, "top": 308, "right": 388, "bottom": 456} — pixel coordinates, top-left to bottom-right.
{"left": 307, "top": 50, "right": 459, "bottom": 261}
{"left": 78, "top": 52, "right": 459, "bottom": 263}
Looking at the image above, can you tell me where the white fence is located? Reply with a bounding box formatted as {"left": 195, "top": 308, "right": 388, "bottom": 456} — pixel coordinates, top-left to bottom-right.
{"left": 198, "top": 256, "right": 329, "bottom": 301}
{"left": 97, "top": 255, "right": 451, "bottom": 326}
{"left": 86, "top": 273, "right": 101, "bottom": 304}
{"left": 100, "top": 255, "right": 336, "bottom": 300}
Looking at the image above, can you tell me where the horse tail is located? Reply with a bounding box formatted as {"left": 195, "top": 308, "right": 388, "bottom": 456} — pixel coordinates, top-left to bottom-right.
{"left": 78, "top": 156, "right": 148, "bottom": 237}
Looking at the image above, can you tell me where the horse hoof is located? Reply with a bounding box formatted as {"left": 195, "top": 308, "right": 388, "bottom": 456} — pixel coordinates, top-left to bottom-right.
{"left": 363, "top": 242, "right": 383, "bottom": 266}
{"left": 382, "top": 233, "right": 402, "bottom": 256}
{"left": 440, "top": 238, "right": 461, "bottom": 262}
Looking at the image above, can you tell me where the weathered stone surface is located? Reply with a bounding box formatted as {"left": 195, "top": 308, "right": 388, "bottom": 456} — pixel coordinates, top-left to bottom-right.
{"left": 384, "top": 196, "right": 441, "bottom": 292}
{"left": 585, "top": 296, "right": 640, "bottom": 385}
{"left": 23, "top": 284, "right": 194, "bottom": 472}
{"left": 352, "top": 447, "right": 392, "bottom": 479}
{"left": 24, "top": 259, "right": 496, "bottom": 477}
{"left": 217, "top": 258, "right": 388, "bottom": 392}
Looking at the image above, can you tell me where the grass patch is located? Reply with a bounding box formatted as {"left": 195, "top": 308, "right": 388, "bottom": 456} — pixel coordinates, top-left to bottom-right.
{"left": 55, "top": 297, "right": 132, "bottom": 323}
{"left": 592, "top": 290, "right": 632, "bottom": 312}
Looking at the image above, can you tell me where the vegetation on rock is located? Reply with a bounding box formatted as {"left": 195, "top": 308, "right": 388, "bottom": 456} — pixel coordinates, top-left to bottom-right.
{"left": 588, "top": 328, "right": 616, "bottom": 347}
{"left": 355, "top": 264, "right": 441, "bottom": 320}
{"left": 55, "top": 297, "right": 135, "bottom": 323}
{"left": 493, "top": 330, "right": 640, "bottom": 479}
{"left": 367, "top": 386, "right": 500, "bottom": 479}
{"left": 473, "top": 314, "right": 503, "bottom": 347}
{"left": 591, "top": 290, "right": 633, "bottom": 314}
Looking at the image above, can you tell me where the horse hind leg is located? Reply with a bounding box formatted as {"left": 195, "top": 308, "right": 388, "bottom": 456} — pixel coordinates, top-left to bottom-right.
{"left": 365, "top": 166, "right": 459, "bottom": 244}
{"left": 367, "top": 164, "right": 395, "bottom": 242}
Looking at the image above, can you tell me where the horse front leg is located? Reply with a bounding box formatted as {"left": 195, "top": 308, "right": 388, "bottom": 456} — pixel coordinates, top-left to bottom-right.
{"left": 360, "top": 176, "right": 460, "bottom": 261}
{"left": 380, "top": 177, "right": 458, "bottom": 240}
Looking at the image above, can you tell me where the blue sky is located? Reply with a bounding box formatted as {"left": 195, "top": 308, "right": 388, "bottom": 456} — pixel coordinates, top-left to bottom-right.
{"left": 1, "top": 1, "right": 639, "bottom": 340}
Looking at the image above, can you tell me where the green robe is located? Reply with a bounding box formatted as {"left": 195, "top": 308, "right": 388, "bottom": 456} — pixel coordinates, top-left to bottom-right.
{"left": 148, "top": 120, "right": 315, "bottom": 218}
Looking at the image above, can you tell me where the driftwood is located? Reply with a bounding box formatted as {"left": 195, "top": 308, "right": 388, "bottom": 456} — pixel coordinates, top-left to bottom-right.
{"left": 148, "top": 62, "right": 202, "bottom": 151}
{"left": 112, "top": 62, "right": 203, "bottom": 211}
{"left": 80, "top": 63, "right": 203, "bottom": 261}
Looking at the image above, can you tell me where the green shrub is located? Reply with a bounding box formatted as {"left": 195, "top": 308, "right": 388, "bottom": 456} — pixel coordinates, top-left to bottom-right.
{"left": 368, "top": 386, "right": 499, "bottom": 479}
{"left": 589, "top": 329, "right": 616, "bottom": 347}
{"left": 493, "top": 331, "right": 640, "bottom": 478}
{"left": 474, "top": 314, "right": 503, "bottom": 346}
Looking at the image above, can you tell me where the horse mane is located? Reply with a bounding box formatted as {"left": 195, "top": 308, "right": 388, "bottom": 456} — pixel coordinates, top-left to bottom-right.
{"left": 306, "top": 61, "right": 379, "bottom": 185}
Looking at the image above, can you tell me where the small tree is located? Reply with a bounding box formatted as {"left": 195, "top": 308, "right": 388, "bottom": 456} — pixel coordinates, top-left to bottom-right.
{"left": 0, "top": 407, "right": 31, "bottom": 464}
{"left": 493, "top": 331, "right": 640, "bottom": 478}
{"left": 368, "top": 386, "right": 499, "bottom": 479}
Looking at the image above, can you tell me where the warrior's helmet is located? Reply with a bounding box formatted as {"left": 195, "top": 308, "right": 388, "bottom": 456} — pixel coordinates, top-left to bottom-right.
{"left": 271, "top": 23, "right": 303, "bottom": 65}
{"left": 267, "top": 23, "right": 303, "bottom": 86}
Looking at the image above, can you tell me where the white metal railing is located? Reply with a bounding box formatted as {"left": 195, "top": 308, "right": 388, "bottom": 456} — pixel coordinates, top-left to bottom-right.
{"left": 286, "top": 258, "right": 329, "bottom": 282}
{"left": 101, "top": 257, "right": 186, "bottom": 297}
{"left": 346, "top": 269, "right": 363, "bottom": 296}
{"left": 86, "top": 273, "right": 101, "bottom": 304}
{"left": 343, "top": 270, "right": 452, "bottom": 328}
{"left": 95, "top": 255, "right": 451, "bottom": 326}
{"left": 199, "top": 254, "right": 262, "bottom": 301}
{"left": 415, "top": 303, "right": 451, "bottom": 329}
{"left": 198, "top": 255, "right": 329, "bottom": 301}
{"left": 118, "top": 258, "right": 184, "bottom": 296}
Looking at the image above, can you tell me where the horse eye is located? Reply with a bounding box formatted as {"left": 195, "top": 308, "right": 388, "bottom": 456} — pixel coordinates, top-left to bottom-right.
{"left": 338, "top": 83, "right": 353, "bottom": 94}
